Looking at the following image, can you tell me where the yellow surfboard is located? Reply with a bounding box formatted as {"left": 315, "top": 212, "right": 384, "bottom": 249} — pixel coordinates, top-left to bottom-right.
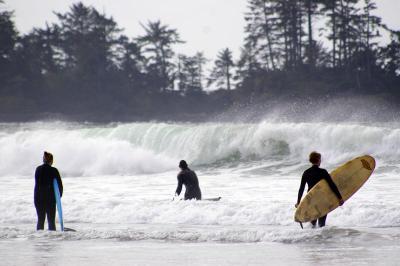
{"left": 294, "top": 155, "right": 375, "bottom": 223}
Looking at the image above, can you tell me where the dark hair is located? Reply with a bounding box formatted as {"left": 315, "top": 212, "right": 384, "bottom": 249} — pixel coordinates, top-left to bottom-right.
{"left": 43, "top": 151, "right": 53, "bottom": 164}
{"left": 309, "top": 151, "right": 321, "bottom": 164}
{"left": 179, "top": 160, "right": 188, "bottom": 169}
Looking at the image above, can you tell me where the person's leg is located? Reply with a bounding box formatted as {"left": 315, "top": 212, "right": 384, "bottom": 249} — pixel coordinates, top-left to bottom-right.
{"left": 46, "top": 201, "right": 56, "bottom": 231}
{"left": 196, "top": 189, "right": 201, "bottom": 200}
{"left": 310, "top": 219, "right": 317, "bottom": 227}
{"left": 318, "top": 215, "right": 327, "bottom": 227}
{"left": 35, "top": 197, "right": 46, "bottom": 230}
{"left": 35, "top": 202, "right": 46, "bottom": 230}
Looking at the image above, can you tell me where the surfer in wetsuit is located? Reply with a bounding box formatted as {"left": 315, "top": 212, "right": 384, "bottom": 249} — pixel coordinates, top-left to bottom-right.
{"left": 295, "top": 151, "right": 344, "bottom": 227}
{"left": 34, "top": 151, "right": 63, "bottom": 231}
{"left": 175, "top": 160, "right": 202, "bottom": 200}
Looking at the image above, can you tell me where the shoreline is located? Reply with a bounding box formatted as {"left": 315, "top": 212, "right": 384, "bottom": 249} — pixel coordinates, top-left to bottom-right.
{"left": 1, "top": 225, "right": 400, "bottom": 266}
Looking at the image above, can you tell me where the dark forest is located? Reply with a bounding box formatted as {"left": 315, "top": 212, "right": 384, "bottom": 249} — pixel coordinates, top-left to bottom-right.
{"left": 0, "top": 0, "right": 399, "bottom": 122}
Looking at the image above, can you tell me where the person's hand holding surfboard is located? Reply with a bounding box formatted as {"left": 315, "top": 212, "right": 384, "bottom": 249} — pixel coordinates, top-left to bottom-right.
{"left": 338, "top": 198, "right": 344, "bottom": 206}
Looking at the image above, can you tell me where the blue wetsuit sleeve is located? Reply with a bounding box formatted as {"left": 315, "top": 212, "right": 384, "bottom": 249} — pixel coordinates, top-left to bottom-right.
{"left": 297, "top": 172, "right": 307, "bottom": 204}
{"left": 323, "top": 170, "right": 342, "bottom": 200}
{"left": 175, "top": 174, "right": 183, "bottom": 196}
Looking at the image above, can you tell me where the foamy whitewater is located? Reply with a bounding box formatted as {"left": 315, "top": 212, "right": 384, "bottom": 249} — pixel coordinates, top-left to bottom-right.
{"left": 1, "top": 121, "right": 400, "bottom": 265}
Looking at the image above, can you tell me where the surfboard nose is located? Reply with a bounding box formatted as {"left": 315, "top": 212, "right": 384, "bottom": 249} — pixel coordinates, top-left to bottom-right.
{"left": 361, "top": 155, "right": 376, "bottom": 171}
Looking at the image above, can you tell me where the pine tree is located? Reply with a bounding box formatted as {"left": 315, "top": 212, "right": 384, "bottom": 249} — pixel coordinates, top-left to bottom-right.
{"left": 337, "top": 0, "right": 360, "bottom": 68}
{"left": 320, "top": 0, "right": 340, "bottom": 67}
{"left": 119, "top": 36, "right": 146, "bottom": 86}
{"left": 194, "top": 52, "right": 207, "bottom": 90}
{"left": 55, "top": 3, "right": 123, "bottom": 75}
{"left": 274, "top": 0, "right": 306, "bottom": 69}
{"left": 208, "top": 48, "right": 234, "bottom": 91}
{"left": 176, "top": 53, "right": 206, "bottom": 94}
{"left": 244, "top": 0, "right": 279, "bottom": 70}
{"left": 303, "top": 0, "right": 320, "bottom": 67}
{"left": 137, "top": 20, "right": 183, "bottom": 92}
{"left": 362, "top": 0, "right": 381, "bottom": 51}
{"left": 379, "top": 32, "right": 400, "bottom": 76}
{"left": 0, "top": 8, "right": 18, "bottom": 81}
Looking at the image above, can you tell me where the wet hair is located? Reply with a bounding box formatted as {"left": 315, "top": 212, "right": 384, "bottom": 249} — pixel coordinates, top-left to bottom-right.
{"left": 179, "top": 160, "right": 188, "bottom": 169}
{"left": 43, "top": 151, "right": 53, "bottom": 164}
{"left": 309, "top": 151, "right": 321, "bottom": 164}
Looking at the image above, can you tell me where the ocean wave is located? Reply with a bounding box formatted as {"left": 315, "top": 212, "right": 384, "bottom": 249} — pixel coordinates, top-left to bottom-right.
{"left": 0, "top": 121, "right": 398, "bottom": 176}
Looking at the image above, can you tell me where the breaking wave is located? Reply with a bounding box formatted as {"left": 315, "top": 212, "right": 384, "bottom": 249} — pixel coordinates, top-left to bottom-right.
{"left": 0, "top": 121, "right": 398, "bottom": 176}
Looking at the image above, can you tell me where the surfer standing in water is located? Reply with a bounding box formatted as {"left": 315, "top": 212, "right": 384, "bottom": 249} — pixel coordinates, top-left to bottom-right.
{"left": 296, "top": 152, "right": 344, "bottom": 227}
{"left": 34, "top": 151, "right": 63, "bottom": 231}
{"left": 175, "top": 160, "right": 202, "bottom": 200}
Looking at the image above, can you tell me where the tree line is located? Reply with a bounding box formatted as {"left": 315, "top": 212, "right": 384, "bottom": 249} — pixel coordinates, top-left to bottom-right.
{"left": 235, "top": 0, "right": 400, "bottom": 102}
{"left": 0, "top": 0, "right": 399, "bottom": 122}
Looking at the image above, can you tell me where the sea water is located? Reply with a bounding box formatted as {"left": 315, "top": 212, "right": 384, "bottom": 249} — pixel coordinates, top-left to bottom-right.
{"left": 0, "top": 121, "right": 399, "bottom": 265}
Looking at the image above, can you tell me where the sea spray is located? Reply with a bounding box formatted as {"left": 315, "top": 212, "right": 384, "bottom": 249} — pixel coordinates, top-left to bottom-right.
{"left": 0, "top": 121, "right": 398, "bottom": 176}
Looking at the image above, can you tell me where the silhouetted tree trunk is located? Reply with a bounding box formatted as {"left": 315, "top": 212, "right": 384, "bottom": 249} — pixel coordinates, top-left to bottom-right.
{"left": 262, "top": 0, "right": 276, "bottom": 70}
{"left": 332, "top": 1, "right": 337, "bottom": 67}
{"left": 305, "top": 0, "right": 315, "bottom": 66}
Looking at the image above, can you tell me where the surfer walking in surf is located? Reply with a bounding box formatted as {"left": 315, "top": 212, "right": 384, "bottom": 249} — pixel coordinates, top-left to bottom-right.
{"left": 175, "top": 160, "right": 202, "bottom": 200}
{"left": 296, "top": 152, "right": 344, "bottom": 227}
{"left": 34, "top": 151, "right": 63, "bottom": 231}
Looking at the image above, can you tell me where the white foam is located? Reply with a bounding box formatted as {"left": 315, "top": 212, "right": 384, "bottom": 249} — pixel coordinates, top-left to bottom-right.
{"left": 0, "top": 121, "right": 399, "bottom": 176}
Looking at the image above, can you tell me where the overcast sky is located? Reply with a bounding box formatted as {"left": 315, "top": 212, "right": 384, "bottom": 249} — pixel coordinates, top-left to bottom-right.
{"left": 5, "top": 0, "right": 400, "bottom": 62}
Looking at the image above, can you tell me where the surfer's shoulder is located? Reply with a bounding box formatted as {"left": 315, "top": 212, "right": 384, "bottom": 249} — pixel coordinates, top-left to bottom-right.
{"left": 36, "top": 164, "right": 46, "bottom": 170}
{"left": 303, "top": 166, "right": 313, "bottom": 174}
{"left": 178, "top": 170, "right": 185, "bottom": 177}
{"left": 319, "top": 168, "right": 328, "bottom": 173}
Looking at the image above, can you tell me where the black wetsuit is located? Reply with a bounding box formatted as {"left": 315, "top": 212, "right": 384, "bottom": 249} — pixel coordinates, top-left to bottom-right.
{"left": 297, "top": 165, "right": 342, "bottom": 227}
{"left": 34, "top": 163, "right": 63, "bottom": 230}
{"left": 175, "top": 168, "right": 202, "bottom": 200}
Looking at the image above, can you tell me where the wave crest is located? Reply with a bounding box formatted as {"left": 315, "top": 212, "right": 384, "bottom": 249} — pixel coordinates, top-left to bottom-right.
{"left": 0, "top": 121, "right": 398, "bottom": 176}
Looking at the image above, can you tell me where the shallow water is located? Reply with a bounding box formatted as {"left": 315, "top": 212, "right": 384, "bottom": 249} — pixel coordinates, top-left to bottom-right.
{"left": 0, "top": 121, "right": 399, "bottom": 265}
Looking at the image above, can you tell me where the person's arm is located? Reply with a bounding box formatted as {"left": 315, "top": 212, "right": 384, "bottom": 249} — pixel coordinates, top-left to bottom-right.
{"left": 55, "top": 168, "right": 63, "bottom": 197}
{"left": 323, "top": 170, "right": 343, "bottom": 203}
{"left": 175, "top": 173, "right": 183, "bottom": 196}
{"left": 34, "top": 167, "right": 40, "bottom": 187}
{"left": 296, "top": 173, "right": 307, "bottom": 206}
